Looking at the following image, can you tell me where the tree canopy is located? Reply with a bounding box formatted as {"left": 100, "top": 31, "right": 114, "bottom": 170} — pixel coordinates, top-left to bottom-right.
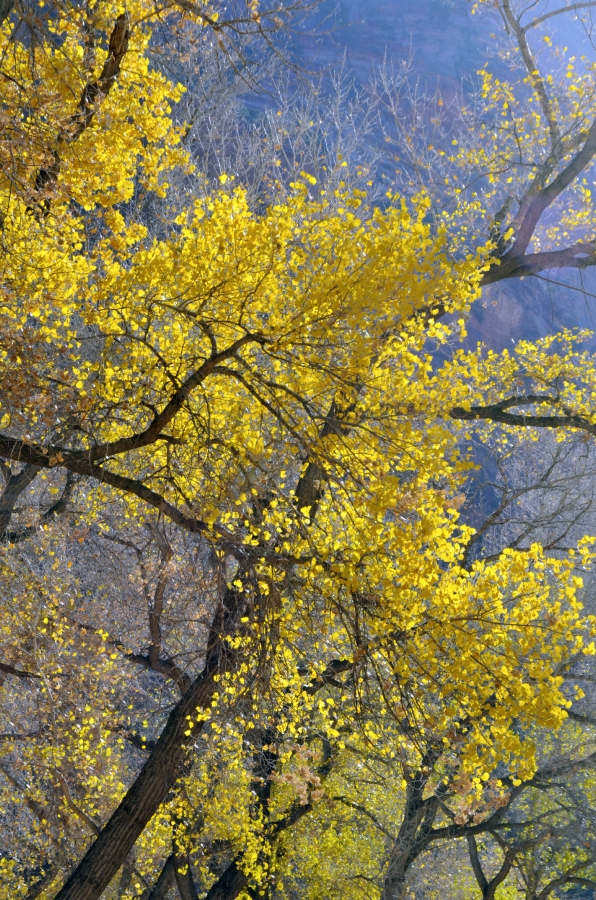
{"left": 2, "top": 1, "right": 596, "bottom": 899}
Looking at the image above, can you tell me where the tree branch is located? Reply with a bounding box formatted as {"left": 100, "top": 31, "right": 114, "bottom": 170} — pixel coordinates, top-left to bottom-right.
{"left": 450, "top": 396, "right": 596, "bottom": 437}
{"left": 501, "top": 0, "right": 560, "bottom": 150}
{"left": 126, "top": 651, "right": 191, "bottom": 694}
{"left": 0, "top": 433, "right": 214, "bottom": 538}
{"left": 481, "top": 241, "right": 596, "bottom": 284}
{"left": 523, "top": 2, "right": 596, "bottom": 32}
{"left": 62, "top": 333, "right": 265, "bottom": 466}
{"left": 34, "top": 14, "right": 130, "bottom": 209}
{"left": 142, "top": 856, "right": 175, "bottom": 900}
{"left": 504, "top": 118, "right": 596, "bottom": 258}
{"left": 332, "top": 796, "right": 395, "bottom": 839}
{"left": 466, "top": 834, "right": 489, "bottom": 891}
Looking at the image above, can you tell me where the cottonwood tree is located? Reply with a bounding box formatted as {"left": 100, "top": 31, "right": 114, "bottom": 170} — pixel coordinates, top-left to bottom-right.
{"left": 3, "top": 2, "right": 596, "bottom": 900}
{"left": 344, "top": 426, "right": 596, "bottom": 899}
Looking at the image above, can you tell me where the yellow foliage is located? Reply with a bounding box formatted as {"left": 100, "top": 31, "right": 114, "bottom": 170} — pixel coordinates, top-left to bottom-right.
{"left": 0, "top": 2, "right": 596, "bottom": 897}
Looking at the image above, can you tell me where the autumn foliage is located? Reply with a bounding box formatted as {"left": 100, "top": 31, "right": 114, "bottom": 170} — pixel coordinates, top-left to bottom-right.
{"left": 1, "top": 1, "right": 596, "bottom": 899}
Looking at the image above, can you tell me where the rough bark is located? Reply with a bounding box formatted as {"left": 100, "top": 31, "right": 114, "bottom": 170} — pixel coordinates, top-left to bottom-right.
{"left": 380, "top": 749, "right": 441, "bottom": 900}
{"left": 34, "top": 14, "right": 130, "bottom": 208}
{"left": 53, "top": 583, "right": 247, "bottom": 900}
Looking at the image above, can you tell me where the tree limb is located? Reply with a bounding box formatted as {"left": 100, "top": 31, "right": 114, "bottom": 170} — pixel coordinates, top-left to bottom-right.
{"left": 504, "top": 118, "right": 596, "bottom": 258}
{"left": 34, "top": 14, "right": 130, "bottom": 209}
{"left": 481, "top": 241, "right": 596, "bottom": 284}
{"left": 142, "top": 855, "right": 175, "bottom": 900}
{"left": 501, "top": 0, "right": 560, "bottom": 150}
{"left": 523, "top": 2, "right": 596, "bottom": 32}
{"left": 450, "top": 396, "right": 596, "bottom": 437}
{"left": 466, "top": 834, "right": 489, "bottom": 892}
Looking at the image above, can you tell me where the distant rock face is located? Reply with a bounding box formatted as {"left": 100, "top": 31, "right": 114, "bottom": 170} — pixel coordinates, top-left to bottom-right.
{"left": 469, "top": 272, "right": 596, "bottom": 352}
{"left": 322, "top": 0, "right": 486, "bottom": 83}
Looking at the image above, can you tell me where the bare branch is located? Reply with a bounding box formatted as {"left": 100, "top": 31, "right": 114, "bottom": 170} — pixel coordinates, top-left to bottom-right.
{"left": 523, "top": 2, "right": 596, "bottom": 32}
{"left": 501, "top": 0, "right": 560, "bottom": 149}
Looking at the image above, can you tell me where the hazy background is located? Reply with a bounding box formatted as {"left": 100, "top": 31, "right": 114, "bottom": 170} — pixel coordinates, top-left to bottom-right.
{"left": 287, "top": 0, "right": 596, "bottom": 351}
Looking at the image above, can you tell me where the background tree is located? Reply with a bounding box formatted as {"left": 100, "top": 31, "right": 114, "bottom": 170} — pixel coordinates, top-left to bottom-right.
{"left": 373, "top": 0, "right": 596, "bottom": 289}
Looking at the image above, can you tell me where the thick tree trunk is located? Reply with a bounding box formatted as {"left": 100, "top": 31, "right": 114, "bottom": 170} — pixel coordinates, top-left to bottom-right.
{"left": 380, "top": 805, "right": 436, "bottom": 900}
{"left": 53, "top": 586, "right": 246, "bottom": 900}
{"left": 53, "top": 436, "right": 332, "bottom": 900}
{"left": 380, "top": 756, "right": 440, "bottom": 900}
{"left": 53, "top": 669, "right": 217, "bottom": 900}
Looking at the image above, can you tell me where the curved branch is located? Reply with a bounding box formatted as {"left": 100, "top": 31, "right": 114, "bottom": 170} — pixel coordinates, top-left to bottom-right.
{"left": 523, "top": 2, "right": 596, "bottom": 32}
{"left": 0, "top": 434, "right": 212, "bottom": 537}
{"left": 64, "top": 333, "right": 265, "bottom": 466}
{"left": 332, "top": 796, "right": 395, "bottom": 839}
{"left": 504, "top": 118, "right": 596, "bottom": 258}
{"left": 481, "top": 241, "right": 596, "bottom": 284}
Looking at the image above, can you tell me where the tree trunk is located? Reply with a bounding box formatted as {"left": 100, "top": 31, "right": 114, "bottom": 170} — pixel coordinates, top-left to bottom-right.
{"left": 53, "top": 440, "right": 333, "bottom": 900}
{"left": 143, "top": 855, "right": 175, "bottom": 900}
{"left": 174, "top": 855, "right": 200, "bottom": 900}
{"left": 53, "top": 585, "right": 246, "bottom": 900}
{"left": 381, "top": 757, "right": 440, "bottom": 900}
